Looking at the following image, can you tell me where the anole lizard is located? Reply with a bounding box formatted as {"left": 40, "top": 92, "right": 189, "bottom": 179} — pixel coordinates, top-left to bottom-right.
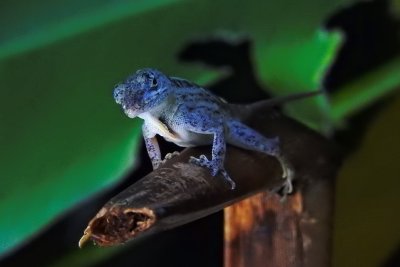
{"left": 114, "top": 68, "right": 319, "bottom": 191}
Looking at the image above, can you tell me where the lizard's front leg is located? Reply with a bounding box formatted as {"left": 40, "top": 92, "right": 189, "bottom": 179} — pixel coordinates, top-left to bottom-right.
{"left": 142, "top": 123, "right": 162, "bottom": 169}
{"left": 189, "top": 127, "right": 236, "bottom": 189}
{"left": 173, "top": 105, "right": 236, "bottom": 189}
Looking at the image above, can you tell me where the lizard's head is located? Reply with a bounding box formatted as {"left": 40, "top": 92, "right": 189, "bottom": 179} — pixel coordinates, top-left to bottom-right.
{"left": 113, "top": 68, "right": 172, "bottom": 118}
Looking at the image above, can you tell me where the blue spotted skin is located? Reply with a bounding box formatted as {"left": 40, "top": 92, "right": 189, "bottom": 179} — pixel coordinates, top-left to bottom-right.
{"left": 114, "top": 68, "right": 293, "bottom": 190}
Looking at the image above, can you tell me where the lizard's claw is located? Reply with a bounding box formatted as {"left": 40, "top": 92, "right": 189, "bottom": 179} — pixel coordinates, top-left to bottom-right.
{"left": 281, "top": 167, "right": 294, "bottom": 195}
{"left": 219, "top": 169, "right": 236, "bottom": 190}
{"left": 277, "top": 156, "right": 294, "bottom": 196}
{"left": 161, "top": 151, "right": 180, "bottom": 164}
{"left": 189, "top": 155, "right": 236, "bottom": 189}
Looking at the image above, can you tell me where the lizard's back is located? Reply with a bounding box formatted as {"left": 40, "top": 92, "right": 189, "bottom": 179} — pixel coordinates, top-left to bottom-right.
{"left": 159, "top": 78, "right": 231, "bottom": 147}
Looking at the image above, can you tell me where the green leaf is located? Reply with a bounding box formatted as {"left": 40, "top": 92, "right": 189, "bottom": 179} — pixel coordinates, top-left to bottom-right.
{"left": 0, "top": 0, "right": 352, "bottom": 256}
{"left": 50, "top": 246, "right": 122, "bottom": 267}
{"left": 0, "top": 62, "right": 142, "bottom": 253}
{"left": 0, "top": 0, "right": 182, "bottom": 60}
{"left": 331, "top": 56, "right": 400, "bottom": 125}
{"left": 256, "top": 30, "right": 343, "bottom": 131}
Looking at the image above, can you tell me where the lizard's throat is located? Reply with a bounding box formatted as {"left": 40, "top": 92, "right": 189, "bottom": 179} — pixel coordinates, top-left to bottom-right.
{"left": 124, "top": 108, "right": 140, "bottom": 118}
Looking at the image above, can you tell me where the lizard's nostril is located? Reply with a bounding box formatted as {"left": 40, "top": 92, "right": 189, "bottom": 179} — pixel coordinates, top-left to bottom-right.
{"left": 114, "top": 84, "right": 125, "bottom": 104}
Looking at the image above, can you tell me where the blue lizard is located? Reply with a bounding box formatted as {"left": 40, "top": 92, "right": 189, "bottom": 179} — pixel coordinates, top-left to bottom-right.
{"left": 114, "top": 68, "right": 317, "bottom": 191}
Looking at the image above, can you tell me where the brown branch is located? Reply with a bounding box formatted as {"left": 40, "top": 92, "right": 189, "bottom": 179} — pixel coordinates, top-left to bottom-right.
{"left": 79, "top": 143, "right": 284, "bottom": 247}
{"left": 79, "top": 107, "right": 341, "bottom": 267}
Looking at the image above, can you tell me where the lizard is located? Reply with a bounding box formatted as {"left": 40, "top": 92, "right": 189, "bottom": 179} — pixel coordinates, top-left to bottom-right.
{"left": 113, "top": 68, "right": 319, "bottom": 191}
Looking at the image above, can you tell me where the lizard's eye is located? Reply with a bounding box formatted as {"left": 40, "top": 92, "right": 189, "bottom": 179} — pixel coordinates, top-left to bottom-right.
{"left": 150, "top": 78, "right": 158, "bottom": 88}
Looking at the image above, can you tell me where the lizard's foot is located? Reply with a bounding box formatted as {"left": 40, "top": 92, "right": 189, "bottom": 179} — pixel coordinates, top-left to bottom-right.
{"left": 161, "top": 151, "right": 180, "bottom": 164}
{"left": 189, "top": 155, "right": 214, "bottom": 173}
{"left": 189, "top": 155, "right": 236, "bottom": 189}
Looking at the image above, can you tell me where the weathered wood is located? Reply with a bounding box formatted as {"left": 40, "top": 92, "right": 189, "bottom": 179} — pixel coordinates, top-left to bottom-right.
{"left": 224, "top": 110, "right": 339, "bottom": 267}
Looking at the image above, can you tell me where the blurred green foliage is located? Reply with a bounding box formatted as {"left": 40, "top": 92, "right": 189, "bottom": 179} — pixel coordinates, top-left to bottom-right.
{"left": 0, "top": 0, "right": 181, "bottom": 59}
{"left": 0, "top": 0, "right": 399, "bottom": 265}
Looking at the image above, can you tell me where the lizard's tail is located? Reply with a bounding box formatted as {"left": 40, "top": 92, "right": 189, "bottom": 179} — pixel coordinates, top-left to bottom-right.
{"left": 228, "top": 90, "right": 323, "bottom": 120}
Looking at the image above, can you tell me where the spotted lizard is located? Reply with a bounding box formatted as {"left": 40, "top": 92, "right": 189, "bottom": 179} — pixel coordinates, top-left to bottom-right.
{"left": 114, "top": 68, "right": 318, "bottom": 191}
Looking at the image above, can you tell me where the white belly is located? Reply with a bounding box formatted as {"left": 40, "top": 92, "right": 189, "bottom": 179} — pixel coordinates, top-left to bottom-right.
{"left": 165, "top": 127, "right": 213, "bottom": 147}
{"left": 140, "top": 113, "right": 213, "bottom": 147}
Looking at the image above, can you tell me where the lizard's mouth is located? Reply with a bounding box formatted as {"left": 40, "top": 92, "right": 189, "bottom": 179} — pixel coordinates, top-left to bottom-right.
{"left": 120, "top": 100, "right": 147, "bottom": 118}
{"left": 123, "top": 106, "right": 140, "bottom": 118}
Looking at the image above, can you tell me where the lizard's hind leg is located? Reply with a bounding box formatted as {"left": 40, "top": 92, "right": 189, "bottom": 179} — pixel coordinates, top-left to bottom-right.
{"left": 226, "top": 120, "right": 294, "bottom": 194}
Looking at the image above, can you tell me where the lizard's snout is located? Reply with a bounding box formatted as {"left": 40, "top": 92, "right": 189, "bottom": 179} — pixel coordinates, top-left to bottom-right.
{"left": 113, "top": 84, "right": 126, "bottom": 105}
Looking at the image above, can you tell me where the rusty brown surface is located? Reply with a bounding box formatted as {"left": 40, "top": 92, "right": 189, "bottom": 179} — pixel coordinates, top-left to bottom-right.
{"left": 224, "top": 192, "right": 304, "bottom": 267}
{"left": 223, "top": 108, "right": 339, "bottom": 267}
{"left": 224, "top": 178, "right": 335, "bottom": 267}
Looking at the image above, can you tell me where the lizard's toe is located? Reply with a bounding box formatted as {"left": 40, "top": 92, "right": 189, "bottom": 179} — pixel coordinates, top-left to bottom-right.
{"left": 282, "top": 167, "right": 294, "bottom": 194}
{"left": 162, "top": 151, "right": 180, "bottom": 162}
{"left": 220, "top": 170, "right": 236, "bottom": 190}
{"left": 189, "top": 155, "right": 211, "bottom": 168}
{"left": 189, "top": 156, "right": 236, "bottom": 190}
{"left": 198, "top": 155, "right": 209, "bottom": 162}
